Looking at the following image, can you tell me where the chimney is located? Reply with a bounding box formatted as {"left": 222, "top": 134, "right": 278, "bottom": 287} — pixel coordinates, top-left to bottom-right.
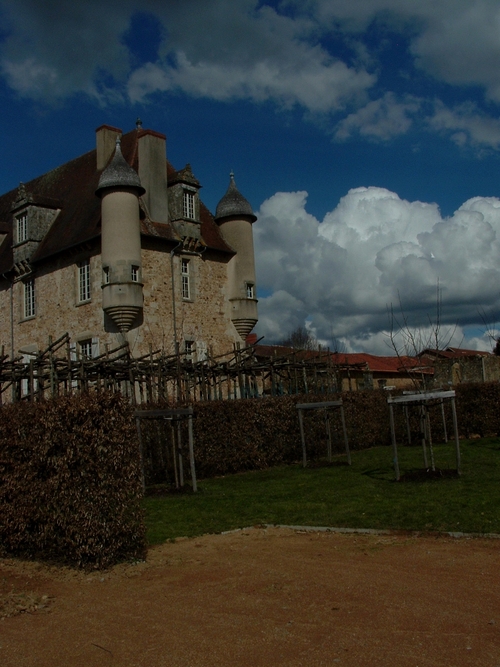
{"left": 137, "top": 129, "right": 169, "bottom": 223}
{"left": 96, "top": 125, "right": 122, "bottom": 170}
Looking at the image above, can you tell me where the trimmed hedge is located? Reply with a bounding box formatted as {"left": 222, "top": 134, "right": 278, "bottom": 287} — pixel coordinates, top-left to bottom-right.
{"left": 142, "top": 384, "right": 500, "bottom": 480}
{"left": 0, "top": 392, "right": 146, "bottom": 569}
{"left": 190, "top": 391, "right": 394, "bottom": 478}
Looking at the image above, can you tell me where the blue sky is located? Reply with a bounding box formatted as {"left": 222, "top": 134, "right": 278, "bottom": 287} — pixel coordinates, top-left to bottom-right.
{"left": 2, "top": 0, "right": 500, "bottom": 354}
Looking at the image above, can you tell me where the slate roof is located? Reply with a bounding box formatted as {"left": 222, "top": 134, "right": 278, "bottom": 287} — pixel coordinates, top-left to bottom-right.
{"left": 0, "top": 128, "right": 232, "bottom": 274}
{"left": 215, "top": 173, "right": 256, "bottom": 221}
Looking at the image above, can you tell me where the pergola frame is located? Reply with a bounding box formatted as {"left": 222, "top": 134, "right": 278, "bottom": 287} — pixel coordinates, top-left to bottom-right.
{"left": 387, "top": 390, "right": 460, "bottom": 481}
{"left": 134, "top": 407, "right": 197, "bottom": 493}
{"left": 296, "top": 400, "right": 351, "bottom": 468}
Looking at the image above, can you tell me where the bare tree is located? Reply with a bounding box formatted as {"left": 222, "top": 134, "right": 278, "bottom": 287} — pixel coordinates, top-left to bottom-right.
{"left": 387, "top": 283, "right": 458, "bottom": 391}
{"left": 279, "top": 326, "right": 320, "bottom": 351}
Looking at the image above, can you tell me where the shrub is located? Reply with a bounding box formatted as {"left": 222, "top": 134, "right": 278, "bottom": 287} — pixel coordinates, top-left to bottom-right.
{"left": 0, "top": 392, "right": 146, "bottom": 569}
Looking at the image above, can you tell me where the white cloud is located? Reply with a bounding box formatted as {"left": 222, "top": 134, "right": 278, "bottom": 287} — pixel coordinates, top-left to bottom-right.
{"left": 254, "top": 187, "right": 500, "bottom": 351}
{"left": 334, "top": 93, "right": 421, "bottom": 141}
{"left": 428, "top": 101, "right": 500, "bottom": 150}
{"left": 299, "top": 0, "right": 500, "bottom": 100}
{"left": 3, "top": 0, "right": 500, "bottom": 147}
{"left": 0, "top": 0, "right": 133, "bottom": 101}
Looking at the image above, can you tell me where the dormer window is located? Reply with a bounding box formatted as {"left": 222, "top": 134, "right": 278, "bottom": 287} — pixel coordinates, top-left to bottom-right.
{"left": 16, "top": 212, "right": 27, "bottom": 244}
{"left": 183, "top": 191, "right": 195, "bottom": 220}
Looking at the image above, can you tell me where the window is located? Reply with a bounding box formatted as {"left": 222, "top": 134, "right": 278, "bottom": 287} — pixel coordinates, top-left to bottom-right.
{"left": 16, "top": 213, "right": 27, "bottom": 244}
{"left": 23, "top": 279, "right": 35, "bottom": 318}
{"left": 76, "top": 337, "right": 99, "bottom": 360}
{"left": 103, "top": 266, "right": 110, "bottom": 285}
{"left": 131, "top": 265, "right": 139, "bottom": 282}
{"left": 78, "top": 259, "right": 91, "bottom": 302}
{"left": 184, "top": 340, "right": 194, "bottom": 359}
{"left": 181, "top": 258, "right": 191, "bottom": 299}
{"left": 246, "top": 282, "right": 255, "bottom": 299}
{"left": 79, "top": 339, "right": 93, "bottom": 359}
{"left": 183, "top": 191, "right": 195, "bottom": 220}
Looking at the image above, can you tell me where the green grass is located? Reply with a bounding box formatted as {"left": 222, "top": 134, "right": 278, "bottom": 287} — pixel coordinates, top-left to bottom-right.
{"left": 143, "top": 438, "right": 500, "bottom": 544}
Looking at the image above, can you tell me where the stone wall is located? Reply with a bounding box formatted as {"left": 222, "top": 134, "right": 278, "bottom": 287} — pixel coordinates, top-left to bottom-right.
{"left": 432, "top": 355, "right": 500, "bottom": 387}
{"left": 0, "top": 243, "right": 242, "bottom": 359}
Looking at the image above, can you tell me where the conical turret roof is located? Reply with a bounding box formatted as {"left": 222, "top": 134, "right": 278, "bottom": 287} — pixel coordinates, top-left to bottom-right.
{"left": 215, "top": 173, "right": 256, "bottom": 222}
{"left": 96, "top": 138, "right": 145, "bottom": 197}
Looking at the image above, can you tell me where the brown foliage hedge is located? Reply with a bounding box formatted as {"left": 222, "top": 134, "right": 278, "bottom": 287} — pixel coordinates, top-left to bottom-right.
{"left": 146, "top": 384, "right": 500, "bottom": 480}
{"left": 0, "top": 392, "right": 146, "bottom": 569}
{"left": 190, "top": 391, "right": 391, "bottom": 477}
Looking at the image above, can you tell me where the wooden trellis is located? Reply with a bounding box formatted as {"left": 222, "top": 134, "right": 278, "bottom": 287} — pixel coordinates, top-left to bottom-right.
{"left": 134, "top": 407, "right": 197, "bottom": 493}
{"left": 387, "top": 390, "right": 460, "bottom": 481}
{"left": 296, "top": 400, "right": 351, "bottom": 467}
{"left": 0, "top": 335, "right": 361, "bottom": 404}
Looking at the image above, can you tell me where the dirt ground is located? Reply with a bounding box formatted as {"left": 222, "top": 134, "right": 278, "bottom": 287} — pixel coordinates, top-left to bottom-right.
{"left": 1, "top": 527, "right": 499, "bottom": 667}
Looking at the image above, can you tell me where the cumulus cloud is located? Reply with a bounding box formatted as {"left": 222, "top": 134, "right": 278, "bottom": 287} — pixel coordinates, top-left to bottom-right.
{"left": 254, "top": 187, "right": 500, "bottom": 352}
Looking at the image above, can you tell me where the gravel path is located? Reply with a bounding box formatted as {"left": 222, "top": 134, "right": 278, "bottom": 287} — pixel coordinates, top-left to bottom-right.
{"left": 1, "top": 527, "right": 499, "bottom": 666}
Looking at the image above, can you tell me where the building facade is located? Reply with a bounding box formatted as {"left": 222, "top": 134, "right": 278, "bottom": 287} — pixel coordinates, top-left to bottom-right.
{"left": 0, "top": 124, "right": 258, "bottom": 362}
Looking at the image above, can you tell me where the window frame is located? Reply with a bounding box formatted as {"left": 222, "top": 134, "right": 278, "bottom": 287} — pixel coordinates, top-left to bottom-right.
{"left": 79, "top": 338, "right": 93, "bottom": 360}
{"left": 16, "top": 212, "right": 28, "bottom": 244}
{"left": 131, "top": 265, "right": 140, "bottom": 283}
{"left": 183, "top": 190, "right": 195, "bottom": 220}
{"left": 23, "top": 279, "right": 35, "bottom": 319}
{"left": 181, "top": 258, "right": 191, "bottom": 300}
{"left": 184, "top": 339, "right": 194, "bottom": 360}
{"left": 78, "top": 258, "right": 91, "bottom": 303}
{"left": 245, "top": 282, "right": 255, "bottom": 299}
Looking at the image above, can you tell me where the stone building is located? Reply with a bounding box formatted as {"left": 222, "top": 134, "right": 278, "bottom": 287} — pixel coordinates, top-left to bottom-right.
{"left": 0, "top": 123, "right": 258, "bottom": 361}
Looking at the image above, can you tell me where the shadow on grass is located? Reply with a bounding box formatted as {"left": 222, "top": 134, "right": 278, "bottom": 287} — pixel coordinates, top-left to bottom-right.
{"left": 305, "top": 460, "right": 351, "bottom": 469}
{"left": 398, "top": 468, "right": 460, "bottom": 482}
{"left": 145, "top": 484, "right": 196, "bottom": 497}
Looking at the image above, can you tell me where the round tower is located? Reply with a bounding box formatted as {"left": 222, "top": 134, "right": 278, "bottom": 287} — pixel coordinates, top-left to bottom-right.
{"left": 215, "top": 173, "right": 258, "bottom": 340}
{"left": 96, "top": 137, "right": 146, "bottom": 333}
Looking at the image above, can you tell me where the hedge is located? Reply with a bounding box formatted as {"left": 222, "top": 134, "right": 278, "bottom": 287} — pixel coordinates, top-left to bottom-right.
{"left": 0, "top": 392, "right": 146, "bottom": 569}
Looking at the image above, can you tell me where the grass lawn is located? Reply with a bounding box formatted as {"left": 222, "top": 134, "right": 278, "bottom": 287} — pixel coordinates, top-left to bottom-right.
{"left": 143, "top": 438, "right": 500, "bottom": 544}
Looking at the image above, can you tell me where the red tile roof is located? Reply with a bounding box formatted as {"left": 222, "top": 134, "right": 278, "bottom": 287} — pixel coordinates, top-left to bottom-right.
{"left": 253, "top": 345, "right": 433, "bottom": 375}
{"left": 419, "top": 347, "right": 492, "bottom": 360}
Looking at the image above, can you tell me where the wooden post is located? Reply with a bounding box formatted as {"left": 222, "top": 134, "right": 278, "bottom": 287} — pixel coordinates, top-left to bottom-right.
{"left": 420, "top": 405, "right": 428, "bottom": 468}
{"left": 135, "top": 417, "right": 146, "bottom": 494}
{"left": 171, "top": 423, "right": 179, "bottom": 488}
{"left": 325, "top": 410, "right": 332, "bottom": 462}
{"left": 389, "top": 403, "right": 400, "bottom": 481}
{"left": 441, "top": 400, "right": 448, "bottom": 443}
{"left": 404, "top": 405, "right": 411, "bottom": 444}
{"left": 298, "top": 408, "right": 307, "bottom": 467}
{"left": 340, "top": 405, "right": 351, "bottom": 465}
{"left": 425, "top": 408, "right": 435, "bottom": 471}
{"left": 188, "top": 409, "right": 197, "bottom": 492}
{"left": 177, "top": 421, "right": 184, "bottom": 487}
{"left": 451, "top": 396, "right": 461, "bottom": 475}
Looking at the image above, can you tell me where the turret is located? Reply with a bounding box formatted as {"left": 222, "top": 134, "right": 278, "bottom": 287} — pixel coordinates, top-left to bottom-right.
{"left": 215, "top": 173, "right": 258, "bottom": 340}
{"left": 96, "top": 137, "right": 145, "bottom": 333}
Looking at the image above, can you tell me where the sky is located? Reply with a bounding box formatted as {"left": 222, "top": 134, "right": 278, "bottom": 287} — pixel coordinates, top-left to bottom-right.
{"left": 2, "top": 0, "right": 500, "bottom": 354}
